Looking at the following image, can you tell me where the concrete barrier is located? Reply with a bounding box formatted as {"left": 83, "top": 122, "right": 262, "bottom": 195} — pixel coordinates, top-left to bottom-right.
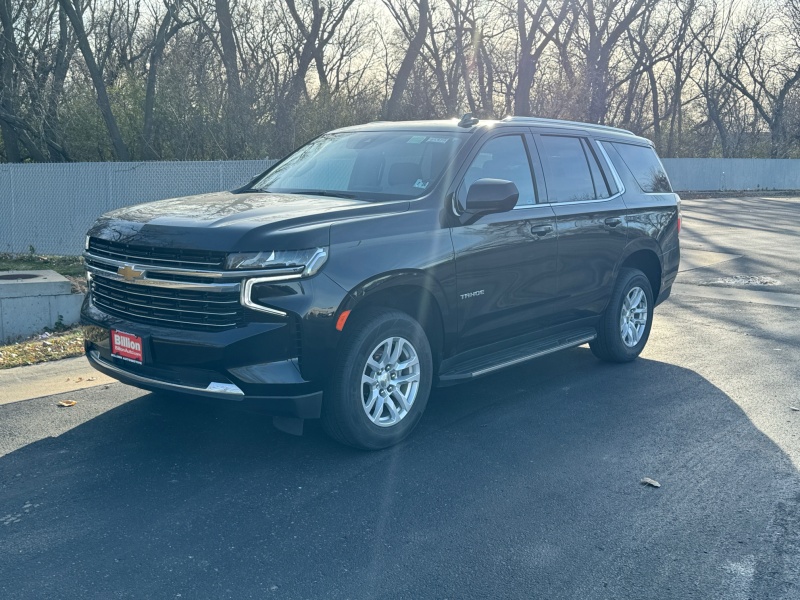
{"left": 0, "top": 271, "right": 83, "bottom": 343}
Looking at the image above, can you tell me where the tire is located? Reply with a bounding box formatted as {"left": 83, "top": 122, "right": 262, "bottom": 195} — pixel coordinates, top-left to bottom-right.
{"left": 590, "top": 268, "right": 654, "bottom": 363}
{"left": 322, "top": 308, "right": 433, "bottom": 450}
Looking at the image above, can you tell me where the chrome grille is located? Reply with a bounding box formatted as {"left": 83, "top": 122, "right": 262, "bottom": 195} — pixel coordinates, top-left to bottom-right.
{"left": 90, "top": 275, "right": 243, "bottom": 331}
{"left": 88, "top": 238, "right": 227, "bottom": 270}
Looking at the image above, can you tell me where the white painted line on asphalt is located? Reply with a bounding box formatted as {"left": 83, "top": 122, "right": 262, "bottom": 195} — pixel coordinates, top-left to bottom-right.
{"left": 672, "top": 283, "right": 800, "bottom": 309}
{"left": 0, "top": 355, "right": 116, "bottom": 405}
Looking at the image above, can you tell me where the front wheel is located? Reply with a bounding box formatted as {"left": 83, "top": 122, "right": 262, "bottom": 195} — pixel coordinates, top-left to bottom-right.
{"left": 322, "top": 308, "right": 433, "bottom": 450}
{"left": 590, "top": 268, "right": 654, "bottom": 363}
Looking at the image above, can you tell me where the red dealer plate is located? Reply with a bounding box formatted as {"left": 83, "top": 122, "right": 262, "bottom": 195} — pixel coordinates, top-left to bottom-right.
{"left": 111, "top": 330, "right": 143, "bottom": 364}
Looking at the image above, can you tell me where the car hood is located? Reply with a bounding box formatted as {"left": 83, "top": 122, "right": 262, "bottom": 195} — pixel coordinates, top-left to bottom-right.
{"left": 87, "top": 191, "right": 410, "bottom": 252}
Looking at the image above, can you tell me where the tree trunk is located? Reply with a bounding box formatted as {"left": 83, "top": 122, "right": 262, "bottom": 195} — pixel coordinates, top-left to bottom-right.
{"left": 0, "top": 0, "right": 21, "bottom": 161}
{"left": 58, "top": 0, "right": 130, "bottom": 160}
{"left": 586, "top": 55, "right": 609, "bottom": 123}
{"left": 514, "top": 54, "right": 535, "bottom": 116}
{"left": 384, "top": 0, "right": 429, "bottom": 120}
{"left": 214, "top": 0, "right": 245, "bottom": 157}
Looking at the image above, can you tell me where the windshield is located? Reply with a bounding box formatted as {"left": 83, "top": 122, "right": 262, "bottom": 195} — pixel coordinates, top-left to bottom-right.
{"left": 250, "top": 131, "right": 467, "bottom": 200}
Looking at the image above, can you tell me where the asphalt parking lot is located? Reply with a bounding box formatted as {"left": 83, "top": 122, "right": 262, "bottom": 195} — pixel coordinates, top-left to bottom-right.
{"left": 1, "top": 195, "right": 799, "bottom": 600}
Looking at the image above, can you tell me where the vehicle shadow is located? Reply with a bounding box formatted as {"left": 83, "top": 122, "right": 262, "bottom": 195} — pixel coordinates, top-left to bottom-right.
{"left": 1, "top": 348, "right": 798, "bottom": 600}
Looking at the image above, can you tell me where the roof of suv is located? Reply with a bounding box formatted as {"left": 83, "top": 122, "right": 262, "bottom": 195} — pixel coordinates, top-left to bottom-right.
{"left": 337, "top": 116, "right": 653, "bottom": 145}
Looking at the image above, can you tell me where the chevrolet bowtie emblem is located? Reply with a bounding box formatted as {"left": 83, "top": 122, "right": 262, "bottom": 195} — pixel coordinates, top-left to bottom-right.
{"left": 118, "top": 265, "right": 144, "bottom": 282}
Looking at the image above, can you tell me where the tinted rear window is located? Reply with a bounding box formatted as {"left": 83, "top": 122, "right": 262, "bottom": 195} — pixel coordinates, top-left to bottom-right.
{"left": 538, "top": 135, "right": 611, "bottom": 202}
{"left": 611, "top": 142, "right": 672, "bottom": 193}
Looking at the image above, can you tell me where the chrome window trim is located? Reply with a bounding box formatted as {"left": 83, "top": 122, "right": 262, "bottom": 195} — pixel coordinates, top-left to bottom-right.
{"left": 546, "top": 197, "right": 615, "bottom": 207}
{"left": 241, "top": 274, "right": 304, "bottom": 317}
{"left": 513, "top": 203, "right": 557, "bottom": 211}
{"left": 84, "top": 252, "right": 304, "bottom": 280}
{"left": 596, "top": 141, "right": 626, "bottom": 195}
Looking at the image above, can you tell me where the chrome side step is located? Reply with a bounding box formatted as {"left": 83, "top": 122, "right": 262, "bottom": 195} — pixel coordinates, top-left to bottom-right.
{"left": 438, "top": 330, "right": 596, "bottom": 383}
{"left": 472, "top": 335, "right": 596, "bottom": 377}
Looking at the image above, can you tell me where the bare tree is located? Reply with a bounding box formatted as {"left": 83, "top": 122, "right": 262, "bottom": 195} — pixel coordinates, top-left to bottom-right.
{"left": 57, "top": 0, "right": 131, "bottom": 160}
{"left": 513, "top": 0, "right": 571, "bottom": 116}
{"left": 383, "top": 0, "right": 429, "bottom": 119}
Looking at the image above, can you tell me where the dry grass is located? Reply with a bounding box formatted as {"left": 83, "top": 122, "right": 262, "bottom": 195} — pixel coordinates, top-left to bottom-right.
{"left": 0, "top": 328, "right": 85, "bottom": 370}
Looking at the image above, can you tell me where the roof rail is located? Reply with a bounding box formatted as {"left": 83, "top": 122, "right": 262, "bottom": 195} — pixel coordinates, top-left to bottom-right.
{"left": 501, "top": 116, "right": 636, "bottom": 136}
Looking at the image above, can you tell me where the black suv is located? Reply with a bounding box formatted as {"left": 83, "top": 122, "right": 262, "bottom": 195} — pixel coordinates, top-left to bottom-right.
{"left": 82, "top": 116, "right": 680, "bottom": 449}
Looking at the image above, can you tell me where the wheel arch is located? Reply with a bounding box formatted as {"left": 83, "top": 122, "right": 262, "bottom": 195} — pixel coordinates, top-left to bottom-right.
{"left": 617, "top": 243, "right": 662, "bottom": 299}
{"left": 337, "top": 271, "right": 452, "bottom": 366}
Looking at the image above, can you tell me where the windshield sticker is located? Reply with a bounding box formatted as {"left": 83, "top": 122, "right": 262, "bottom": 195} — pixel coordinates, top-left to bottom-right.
{"left": 426, "top": 137, "right": 450, "bottom": 144}
{"left": 413, "top": 179, "right": 429, "bottom": 189}
{"left": 407, "top": 135, "right": 426, "bottom": 144}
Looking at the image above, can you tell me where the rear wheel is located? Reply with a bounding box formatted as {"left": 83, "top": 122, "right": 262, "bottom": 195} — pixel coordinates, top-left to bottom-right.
{"left": 590, "top": 268, "right": 654, "bottom": 363}
{"left": 322, "top": 308, "right": 433, "bottom": 450}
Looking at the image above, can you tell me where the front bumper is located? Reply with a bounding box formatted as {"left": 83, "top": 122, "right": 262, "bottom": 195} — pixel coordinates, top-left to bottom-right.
{"left": 85, "top": 348, "right": 323, "bottom": 417}
{"left": 82, "top": 298, "right": 324, "bottom": 418}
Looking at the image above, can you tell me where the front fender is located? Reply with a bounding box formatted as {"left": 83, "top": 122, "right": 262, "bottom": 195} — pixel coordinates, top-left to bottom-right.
{"left": 337, "top": 270, "right": 457, "bottom": 355}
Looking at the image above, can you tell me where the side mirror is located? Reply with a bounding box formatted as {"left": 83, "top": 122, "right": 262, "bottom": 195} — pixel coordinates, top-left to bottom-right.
{"left": 465, "top": 178, "right": 519, "bottom": 214}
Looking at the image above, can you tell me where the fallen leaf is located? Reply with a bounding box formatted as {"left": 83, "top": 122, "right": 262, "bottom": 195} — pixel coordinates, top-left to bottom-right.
{"left": 57, "top": 400, "right": 77, "bottom": 408}
{"left": 640, "top": 477, "right": 661, "bottom": 488}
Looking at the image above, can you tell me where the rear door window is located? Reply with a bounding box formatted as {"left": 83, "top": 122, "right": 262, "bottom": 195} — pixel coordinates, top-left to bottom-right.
{"left": 538, "top": 135, "right": 610, "bottom": 202}
{"left": 610, "top": 142, "right": 672, "bottom": 193}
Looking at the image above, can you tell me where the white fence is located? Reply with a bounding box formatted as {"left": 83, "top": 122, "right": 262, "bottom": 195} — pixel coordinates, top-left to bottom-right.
{"left": 0, "top": 158, "right": 798, "bottom": 256}
{"left": 661, "top": 158, "right": 800, "bottom": 193}
{"left": 0, "top": 160, "right": 274, "bottom": 255}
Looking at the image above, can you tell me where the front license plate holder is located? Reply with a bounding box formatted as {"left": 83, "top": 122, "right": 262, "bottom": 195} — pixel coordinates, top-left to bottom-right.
{"left": 110, "top": 329, "right": 145, "bottom": 365}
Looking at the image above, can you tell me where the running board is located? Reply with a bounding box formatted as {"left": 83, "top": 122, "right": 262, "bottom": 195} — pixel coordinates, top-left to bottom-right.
{"left": 438, "top": 329, "right": 596, "bottom": 383}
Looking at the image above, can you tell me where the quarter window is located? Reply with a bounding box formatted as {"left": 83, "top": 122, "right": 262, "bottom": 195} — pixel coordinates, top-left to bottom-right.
{"left": 458, "top": 135, "right": 537, "bottom": 207}
{"left": 538, "top": 135, "right": 611, "bottom": 202}
{"left": 611, "top": 142, "right": 672, "bottom": 193}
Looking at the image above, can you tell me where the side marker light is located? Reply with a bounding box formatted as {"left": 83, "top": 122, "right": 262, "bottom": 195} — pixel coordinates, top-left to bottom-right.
{"left": 336, "top": 310, "right": 351, "bottom": 331}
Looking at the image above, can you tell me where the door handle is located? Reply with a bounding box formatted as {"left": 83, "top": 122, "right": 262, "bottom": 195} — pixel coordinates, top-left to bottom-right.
{"left": 604, "top": 217, "right": 623, "bottom": 227}
{"left": 530, "top": 224, "right": 554, "bottom": 237}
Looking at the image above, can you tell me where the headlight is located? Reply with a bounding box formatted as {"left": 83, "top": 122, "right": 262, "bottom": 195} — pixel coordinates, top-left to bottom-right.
{"left": 226, "top": 247, "right": 328, "bottom": 276}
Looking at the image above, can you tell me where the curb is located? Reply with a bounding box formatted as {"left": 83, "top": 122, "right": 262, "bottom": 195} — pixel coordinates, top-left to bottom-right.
{"left": 0, "top": 355, "right": 116, "bottom": 405}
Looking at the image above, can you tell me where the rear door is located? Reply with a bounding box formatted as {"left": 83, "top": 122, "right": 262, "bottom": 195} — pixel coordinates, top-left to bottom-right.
{"left": 450, "top": 130, "right": 559, "bottom": 351}
{"left": 533, "top": 131, "right": 628, "bottom": 324}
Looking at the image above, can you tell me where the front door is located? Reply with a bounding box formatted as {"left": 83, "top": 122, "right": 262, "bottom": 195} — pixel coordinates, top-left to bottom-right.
{"left": 451, "top": 132, "right": 559, "bottom": 351}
